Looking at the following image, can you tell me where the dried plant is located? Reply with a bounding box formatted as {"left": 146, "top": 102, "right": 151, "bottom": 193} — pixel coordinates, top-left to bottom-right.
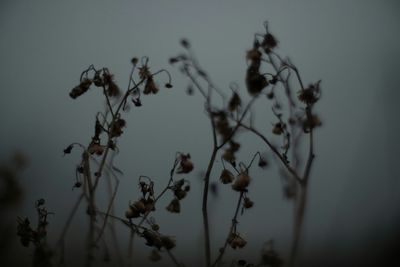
{"left": 15, "top": 21, "right": 321, "bottom": 267}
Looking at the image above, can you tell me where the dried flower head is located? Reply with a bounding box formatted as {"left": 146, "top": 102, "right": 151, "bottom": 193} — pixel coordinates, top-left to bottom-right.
{"left": 219, "top": 169, "right": 235, "bottom": 184}
{"left": 261, "top": 32, "right": 278, "bottom": 54}
{"left": 298, "top": 82, "right": 321, "bottom": 105}
{"left": 177, "top": 154, "right": 194, "bottom": 174}
{"left": 243, "top": 197, "right": 254, "bottom": 209}
{"left": 69, "top": 78, "right": 92, "bottom": 99}
{"left": 166, "top": 198, "right": 180, "bottom": 213}
{"left": 228, "top": 233, "right": 247, "bottom": 249}
{"left": 88, "top": 141, "right": 104, "bottom": 156}
{"left": 143, "top": 77, "right": 159, "bottom": 95}
{"left": 232, "top": 172, "right": 251, "bottom": 191}
{"left": 246, "top": 66, "right": 268, "bottom": 96}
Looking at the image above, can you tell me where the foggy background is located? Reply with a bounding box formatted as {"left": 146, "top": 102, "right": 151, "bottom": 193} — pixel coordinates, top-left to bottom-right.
{"left": 1, "top": 0, "right": 400, "bottom": 266}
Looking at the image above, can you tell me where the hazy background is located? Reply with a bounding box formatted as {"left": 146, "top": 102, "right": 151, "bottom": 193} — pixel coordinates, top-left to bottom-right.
{"left": 1, "top": 0, "right": 400, "bottom": 266}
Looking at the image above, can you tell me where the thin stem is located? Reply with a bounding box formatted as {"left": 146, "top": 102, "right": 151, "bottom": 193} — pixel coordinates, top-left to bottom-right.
{"left": 211, "top": 192, "right": 244, "bottom": 267}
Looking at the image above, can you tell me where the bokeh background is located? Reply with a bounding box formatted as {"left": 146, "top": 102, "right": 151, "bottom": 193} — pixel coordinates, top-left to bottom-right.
{"left": 1, "top": 0, "right": 400, "bottom": 266}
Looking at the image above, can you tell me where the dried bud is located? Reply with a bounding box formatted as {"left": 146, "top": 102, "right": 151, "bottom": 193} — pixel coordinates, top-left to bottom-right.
{"left": 232, "top": 172, "right": 251, "bottom": 191}
{"left": 110, "top": 118, "right": 126, "bottom": 138}
{"left": 258, "top": 157, "right": 268, "bottom": 168}
{"left": 180, "top": 39, "right": 190, "bottom": 49}
{"left": 151, "top": 224, "right": 160, "bottom": 231}
{"left": 166, "top": 198, "right": 180, "bottom": 213}
{"left": 165, "top": 83, "right": 173, "bottom": 89}
{"left": 131, "top": 57, "right": 139, "bottom": 65}
{"left": 63, "top": 144, "right": 73, "bottom": 155}
{"left": 219, "top": 169, "right": 235, "bottom": 184}
{"left": 142, "top": 230, "right": 163, "bottom": 249}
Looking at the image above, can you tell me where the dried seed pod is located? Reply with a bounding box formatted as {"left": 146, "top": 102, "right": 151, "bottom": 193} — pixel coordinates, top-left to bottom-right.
{"left": 232, "top": 172, "right": 251, "bottom": 191}
{"left": 219, "top": 169, "right": 235, "bottom": 184}
{"left": 258, "top": 157, "right": 268, "bottom": 169}
{"left": 166, "top": 198, "right": 180, "bottom": 213}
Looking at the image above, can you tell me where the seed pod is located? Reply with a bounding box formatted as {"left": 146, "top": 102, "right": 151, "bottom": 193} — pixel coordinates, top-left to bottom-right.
{"left": 228, "top": 233, "right": 247, "bottom": 249}
{"left": 88, "top": 142, "right": 104, "bottom": 156}
{"left": 219, "top": 169, "right": 234, "bottom": 184}
{"left": 232, "top": 172, "right": 251, "bottom": 191}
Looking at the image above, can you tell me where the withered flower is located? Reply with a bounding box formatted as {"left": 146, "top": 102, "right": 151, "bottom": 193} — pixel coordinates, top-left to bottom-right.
{"left": 125, "top": 206, "right": 140, "bottom": 219}
{"left": 261, "top": 33, "right": 278, "bottom": 53}
{"left": 88, "top": 141, "right": 104, "bottom": 156}
{"left": 142, "top": 230, "right": 163, "bottom": 249}
{"left": 297, "top": 83, "right": 321, "bottom": 105}
{"left": 228, "top": 233, "right": 247, "bottom": 249}
{"left": 69, "top": 78, "right": 92, "bottom": 99}
{"left": 177, "top": 154, "right": 194, "bottom": 174}
{"left": 107, "top": 80, "right": 121, "bottom": 97}
{"left": 302, "top": 114, "right": 322, "bottom": 133}
{"left": 143, "top": 77, "right": 159, "bottom": 95}
{"left": 139, "top": 65, "right": 151, "bottom": 80}
{"left": 246, "top": 48, "right": 262, "bottom": 62}
{"left": 232, "top": 172, "right": 251, "bottom": 191}
{"left": 243, "top": 197, "right": 254, "bottom": 209}
{"left": 246, "top": 66, "right": 268, "bottom": 96}
{"left": 219, "top": 169, "right": 235, "bottom": 184}
{"left": 110, "top": 118, "right": 126, "bottom": 138}
{"left": 166, "top": 198, "right": 180, "bottom": 213}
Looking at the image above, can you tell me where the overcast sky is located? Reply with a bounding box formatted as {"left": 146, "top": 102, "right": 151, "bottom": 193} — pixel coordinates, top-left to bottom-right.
{"left": 1, "top": 1, "right": 400, "bottom": 266}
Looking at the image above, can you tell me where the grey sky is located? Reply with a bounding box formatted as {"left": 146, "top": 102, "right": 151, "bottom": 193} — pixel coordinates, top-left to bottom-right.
{"left": 1, "top": 0, "right": 399, "bottom": 266}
